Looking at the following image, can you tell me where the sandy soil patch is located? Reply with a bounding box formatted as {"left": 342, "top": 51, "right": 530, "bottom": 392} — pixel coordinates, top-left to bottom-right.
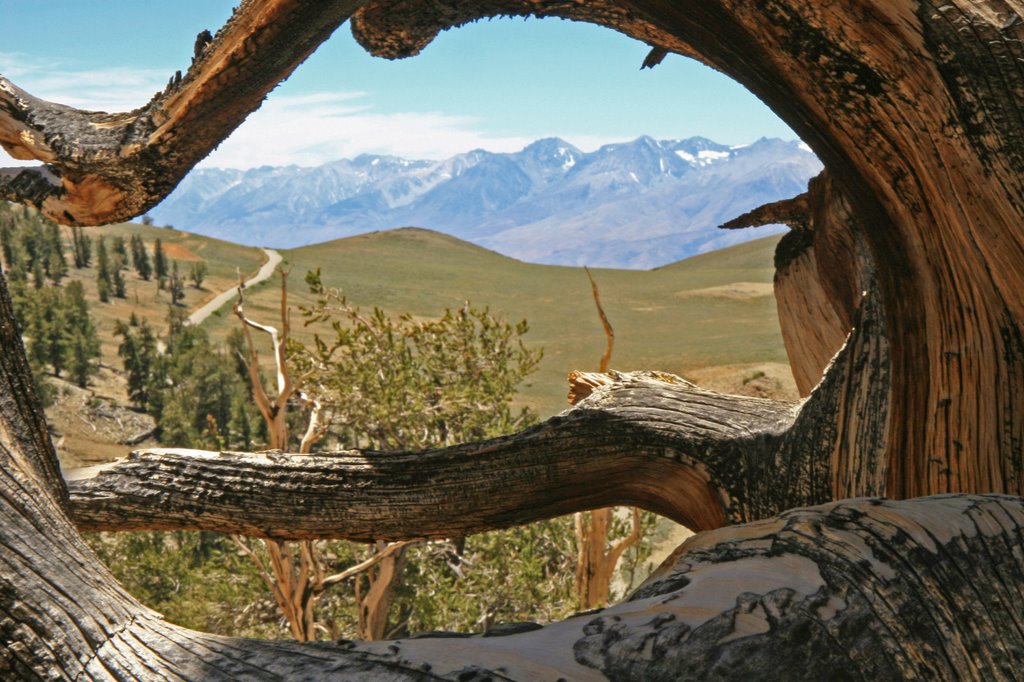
{"left": 162, "top": 242, "right": 202, "bottom": 261}
{"left": 46, "top": 369, "right": 157, "bottom": 470}
{"left": 684, "top": 362, "right": 799, "bottom": 401}
{"left": 676, "top": 282, "right": 774, "bottom": 300}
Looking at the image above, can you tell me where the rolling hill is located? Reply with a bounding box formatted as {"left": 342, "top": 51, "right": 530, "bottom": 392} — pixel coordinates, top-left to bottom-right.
{"left": 197, "top": 227, "right": 795, "bottom": 417}
{"left": 19, "top": 217, "right": 792, "bottom": 464}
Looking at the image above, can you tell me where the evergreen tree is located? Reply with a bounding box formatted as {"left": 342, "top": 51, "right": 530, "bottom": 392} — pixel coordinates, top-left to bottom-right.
{"left": 112, "top": 236, "right": 129, "bottom": 266}
{"left": 46, "top": 236, "right": 68, "bottom": 285}
{"left": 189, "top": 261, "right": 207, "bottom": 289}
{"left": 169, "top": 260, "right": 185, "bottom": 306}
{"left": 96, "top": 237, "right": 112, "bottom": 303}
{"left": 70, "top": 226, "right": 83, "bottom": 268}
{"left": 71, "top": 226, "right": 92, "bottom": 268}
{"left": 32, "top": 260, "right": 45, "bottom": 290}
{"left": 0, "top": 216, "right": 14, "bottom": 270}
{"left": 62, "top": 281, "right": 100, "bottom": 387}
{"left": 19, "top": 217, "right": 44, "bottom": 272}
{"left": 66, "top": 329, "right": 99, "bottom": 388}
{"left": 131, "top": 235, "right": 152, "bottom": 281}
{"left": 115, "top": 315, "right": 157, "bottom": 409}
{"left": 154, "top": 238, "right": 167, "bottom": 289}
{"left": 112, "top": 255, "right": 128, "bottom": 298}
{"left": 136, "top": 308, "right": 254, "bottom": 448}
{"left": 25, "top": 286, "right": 67, "bottom": 377}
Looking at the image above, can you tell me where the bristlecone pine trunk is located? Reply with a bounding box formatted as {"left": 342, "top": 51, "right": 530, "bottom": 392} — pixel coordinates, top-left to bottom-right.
{"left": 4, "top": 0, "right": 1024, "bottom": 679}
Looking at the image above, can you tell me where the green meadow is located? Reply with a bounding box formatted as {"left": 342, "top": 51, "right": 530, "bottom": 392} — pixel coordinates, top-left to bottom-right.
{"left": 196, "top": 227, "right": 789, "bottom": 417}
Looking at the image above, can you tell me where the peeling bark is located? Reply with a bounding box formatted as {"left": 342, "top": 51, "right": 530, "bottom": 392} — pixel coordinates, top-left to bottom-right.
{"left": 4, "top": 0, "right": 1024, "bottom": 677}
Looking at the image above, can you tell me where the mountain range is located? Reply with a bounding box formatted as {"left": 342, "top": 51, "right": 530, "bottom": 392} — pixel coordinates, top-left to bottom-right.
{"left": 150, "top": 136, "right": 822, "bottom": 269}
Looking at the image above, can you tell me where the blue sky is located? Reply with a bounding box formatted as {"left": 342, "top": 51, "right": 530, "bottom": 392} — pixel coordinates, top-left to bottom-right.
{"left": 0, "top": 1, "right": 797, "bottom": 168}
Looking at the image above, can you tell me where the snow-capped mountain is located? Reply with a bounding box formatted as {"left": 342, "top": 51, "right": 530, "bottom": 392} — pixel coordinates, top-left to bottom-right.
{"left": 150, "top": 136, "right": 822, "bottom": 269}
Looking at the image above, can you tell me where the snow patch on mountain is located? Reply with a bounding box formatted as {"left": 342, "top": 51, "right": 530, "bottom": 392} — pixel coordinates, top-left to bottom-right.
{"left": 150, "top": 136, "right": 822, "bottom": 269}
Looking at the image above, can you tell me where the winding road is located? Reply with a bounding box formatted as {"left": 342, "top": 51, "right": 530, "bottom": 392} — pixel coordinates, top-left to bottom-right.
{"left": 187, "top": 248, "right": 282, "bottom": 326}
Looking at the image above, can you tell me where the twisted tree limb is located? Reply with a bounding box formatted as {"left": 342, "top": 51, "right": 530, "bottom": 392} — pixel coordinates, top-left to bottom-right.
{"left": 68, "top": 374, "right": 792, "bottom": 540}
{"left": 0, "top": 0, "right": 363, "bottom": 225}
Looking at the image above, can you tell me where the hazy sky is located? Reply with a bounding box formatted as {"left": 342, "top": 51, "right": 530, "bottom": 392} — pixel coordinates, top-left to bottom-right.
{"left": 0, "top": 1, "right": 797, "bottom": 169}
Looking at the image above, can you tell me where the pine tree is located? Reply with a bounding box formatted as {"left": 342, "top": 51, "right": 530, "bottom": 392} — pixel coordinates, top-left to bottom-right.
{"left": 0, "top": 217, "right": 14, "bottom": 270}
{"left": 112, "top": 236, "right": 129, "bottom": 266}
{"left": 46, "top": 221, "right": 68, "bottom": 285}
{"left": 26, "top": 287, "right": 67, "bottom": 377}
{"left": 62, "top": 281, "right": 100, "bottom": 387}
{"left": 131, "top": 235, "right": 152, "bottom": 281}
{"left": 154, "top": 238, "right": 167, "bottom": 289}
{"left": 112, "top": 256, "right": 127, "bottom": 298}
{"left": 96, "top": 237, "right": 112, "bottom": 303}
{"left": 19, "top": 218, "right": 44, "bottom": 273}
{"left": 71, "top": 226, "right": 92, "bottom": 268}
{"left": 115, "top": 315, "right": 157, "bottom": 409}
{"left": 70, "top": 227, "right": 83, "bottom": 268}
{"left": 169, "top": 260, "right": 185, "bottom": 306}
{"left": 32, "top": 261, "right": 45, "bottom": 290}
{"left": 189, "top": 261, "right": 207, "bottom": 289}
{"left": 66, "top": 329, "right": 98, "bottom": 388}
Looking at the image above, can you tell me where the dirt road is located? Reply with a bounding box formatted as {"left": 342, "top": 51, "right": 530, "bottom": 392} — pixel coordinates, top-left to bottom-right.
{"left": 187, "top": 248, "right": 282, "bottom": 326}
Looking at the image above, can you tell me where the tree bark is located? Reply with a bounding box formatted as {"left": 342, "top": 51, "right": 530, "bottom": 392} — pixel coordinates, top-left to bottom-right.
{"left": 2, "top": 275, "right": 1020, "bottom": 677}
{"left": 67, "top": 373, "right": 793, "bottom": 539}
{"left": 6, "top": 0, "right": 1020, "bottom": 498}
{"left": 349, "top": 0, "right": 1024, "bottom": 500}
{"left": 4, "top": 0, "right": 1024, "bottom": 678}
{"left": 0, "top": 0, "right": 364, "bottom": 225}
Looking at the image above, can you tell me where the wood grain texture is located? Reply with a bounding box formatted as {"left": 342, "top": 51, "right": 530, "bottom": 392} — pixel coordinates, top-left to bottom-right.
{"left": 4, "top": 0, "right": 1024, "bottom": 677}
{"left": 68, "top": 372, "right": 797, "bottom": 539}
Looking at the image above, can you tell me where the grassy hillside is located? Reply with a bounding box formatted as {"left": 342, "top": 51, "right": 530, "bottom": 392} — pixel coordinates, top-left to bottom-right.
{"left": 18, "top": 210, "right": 790, "bottom": 438}
{"left": 198, "top": 227, "right": 792, "bottom": 417}
{"left": 61, "top": 222, "right": 268, "bottom": 375}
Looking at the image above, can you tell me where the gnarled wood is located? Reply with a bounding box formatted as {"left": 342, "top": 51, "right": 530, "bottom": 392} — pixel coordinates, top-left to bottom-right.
{"left": 5, "top": 0, "right": 1020, "bottom": 500}
{"left": 725, "top": 171, "right": 869, "bottom": 397}
{"left": 351, "top": 0, "right": 1024, "bottom": 500}
{"left": 5, "top": 0, "right": 1024, "bottom": 678}
{"left": 67, "top": 274, "right": 889, "bottom": 540}
{"left": 68, "top": 373, "right": 793, "bottom": 540}
{"left": 0, "top": 0, "right": 363, "bottom": 225}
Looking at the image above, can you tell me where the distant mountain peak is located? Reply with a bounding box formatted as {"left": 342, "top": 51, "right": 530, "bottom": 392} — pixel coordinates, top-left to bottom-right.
{"left": 152, "top": 135, "right": 822, "bottom": 269}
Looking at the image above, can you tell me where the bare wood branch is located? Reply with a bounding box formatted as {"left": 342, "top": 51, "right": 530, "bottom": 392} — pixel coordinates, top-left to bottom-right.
{"left": 719, "top": 192, "right": 811, "bottom": 231}
{"left": 584, "top": 266, "right": 614, "bottom": 373}
{"left": 298, "top": 392, "right": 329, "bottom": 454}
{"left": 321, "top": 539, "right": 421, "bottom": 588}
{"left": 233, "top": 269, "right": 296, "bottom": 449}
{"left": 0, "top": 1, "right": 365, "bottom": 225}
{"left": 605, "top": 507, "right": 643, "bottom": 569}
{"left": 69, "top": 371, "right": 814, "bottom": 540}
{"left": 233, "top": 288, "right": 276, "bottom": 437}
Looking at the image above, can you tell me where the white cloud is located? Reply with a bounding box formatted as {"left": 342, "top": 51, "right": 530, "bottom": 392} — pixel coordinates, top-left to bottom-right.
{"left": 198, "top": 92, "right": 540, "bottom": 168}
{"left": 0, "top": 58, "right": 620, "bottom": 169}
{"left": 0, "top": 52, "right": 166, "bottom": 112}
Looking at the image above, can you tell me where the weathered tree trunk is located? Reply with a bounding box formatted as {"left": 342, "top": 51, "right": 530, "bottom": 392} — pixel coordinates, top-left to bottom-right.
{"left": 350, "top": 0, "right": 1024, "bottom": 500}
{"left": 4, "top": 266, "right": 1023, "bottom": 677}
{"left": 574, "top": 507, "right": 642, "bottom": 610}
{"left": 4, "top": 0, "right": 1024, "bottom": 678}
{"left": 5, "top": 0, "right": 1020, "bottom": 499}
